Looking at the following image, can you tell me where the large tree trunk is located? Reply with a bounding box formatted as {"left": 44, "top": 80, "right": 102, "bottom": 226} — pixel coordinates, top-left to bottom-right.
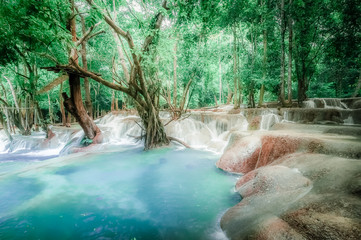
{"left": 297, "top": 73, "right": 308, "bottom": 105}
{"left": 64, "top": 0, "right": 101, "bottom": 141}
{"left": 137, "top": 104, "right": 169, "bottom": 150}
{"left": 62, "top": 74, "right": 101, "bottom": 140}
{"left": 80, "top": 14, "right": 93, "bottom": 118}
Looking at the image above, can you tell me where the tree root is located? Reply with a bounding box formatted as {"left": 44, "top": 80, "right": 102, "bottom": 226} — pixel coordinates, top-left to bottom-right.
{"left": 127, "top": 134, "right": 191, "bottom": 149}
{"left": 168, "top": 136, "right": 191, "bottom": 148}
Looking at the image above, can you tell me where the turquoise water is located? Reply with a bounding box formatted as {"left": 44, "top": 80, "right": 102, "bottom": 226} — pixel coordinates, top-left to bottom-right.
{"left": 0, "top": 146, "right": 239, "bottom": 239}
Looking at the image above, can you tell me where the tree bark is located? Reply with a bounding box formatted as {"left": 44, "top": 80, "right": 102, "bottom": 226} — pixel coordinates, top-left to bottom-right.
{"left": 259, "top": 28, "right": 267, "bottom": 107}
{"left": 59, "top": 82, "right": 66, "bottom": 126}
{"left": 287, "top": 0, "right": 293, "bottom": 104}
{"left": 233, "top": 26, "right": 240, "bottom": 109}
{"left": 173, "top": 40, "right": 178, "bottom": 107}
{"left": 226, "top": 84, "right": 233, "bottom": 104}
{"left": 297, "top": 69, "right": 308, "bottom": 105}
{"left": 279, "top": 0, "right": 287, "bottom": 106}
{"left": 79, "top": 12, "right": 93, "bottom": 118}
{"left": 219, "top": 51, "right": 222, "bottom": 104}
{"left": 64, "top": 0, "right": 101, "bottom": 141}
{"left": 352, "top": 70, "right": 361, "bottom": 97}
{"left": 62, "top": 74, "right": 100, "bottom": 140}
{"left": 48, "top": 93, "right": 53, "bottom": 123}
{"left": 112, "top": 0, "right": 130, "bottom": 83}
{"left": 111, "top": 57, "right": 116, "bottom": 111}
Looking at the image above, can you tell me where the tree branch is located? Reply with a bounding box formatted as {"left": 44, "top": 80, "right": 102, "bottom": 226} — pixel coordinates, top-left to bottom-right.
{"left": 76, "top": 22, "right": 103, "bottom": 46}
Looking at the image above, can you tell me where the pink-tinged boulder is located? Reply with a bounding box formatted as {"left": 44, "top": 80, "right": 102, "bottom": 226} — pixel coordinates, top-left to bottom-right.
{"left": 216, "top": 133, "right": 262, "bottom": 173}
{"left": 217, "top": 132, "right": 301, "bottom": 174}
{"left": 222, "top": 152, "right": 361, "bottom": 240}
{"left": 221, "top": 165, "right": 312, "bottom": 240}
{"left": 235, "top": 166, "right": 311, "bottom": 198}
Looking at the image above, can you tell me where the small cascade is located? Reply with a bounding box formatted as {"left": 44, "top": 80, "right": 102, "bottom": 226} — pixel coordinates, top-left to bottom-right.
{"left": 303, "top": 100, "right": 316, "bottom": 108}
{"left": 166, "top": 112, "right": 249, "bottom": 152}
{"left": 260, "top": 113, "right": 281, "bottom": 130}
{"left": 343, "top": 116, "right": 354, "bottom": 125}
{"left": 96, "top": 112, "right": 249, "bottom": 153}
{"left": 0, "top": 130, "right": 10, "bottom": 152}
{"left": 0, "top": 126, "right": 84, "bottom": 162}
{"left": 1, "top": 109, "right": 286, "bottom": 157}
{"left": 97, "top": 114, "right": 142, "bottom": 145}
{"left": 304, "top": 98, "right": 349, "bottom": 109}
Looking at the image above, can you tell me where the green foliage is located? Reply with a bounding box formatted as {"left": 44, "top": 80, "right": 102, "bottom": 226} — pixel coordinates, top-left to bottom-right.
{"left": 0, "top": 0, "right": 360, "bottom": 127}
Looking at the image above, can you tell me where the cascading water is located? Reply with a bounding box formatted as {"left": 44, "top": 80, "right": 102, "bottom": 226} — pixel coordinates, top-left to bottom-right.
{"left": 165, "top": 112, "right": 249, "bottom": 152}
{"left": 303, "top": 98, "right": 349, "bottom": 109}
{"left": 303, "top": 100, "right": 316, "bottom": 108}
{"left": 260, "top": 111, "right": 281, "bottom": 130}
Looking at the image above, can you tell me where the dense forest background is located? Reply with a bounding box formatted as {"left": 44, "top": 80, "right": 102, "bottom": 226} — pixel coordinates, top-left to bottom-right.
{"left": 0, "top": 0, "right": 360, "bottom": 124}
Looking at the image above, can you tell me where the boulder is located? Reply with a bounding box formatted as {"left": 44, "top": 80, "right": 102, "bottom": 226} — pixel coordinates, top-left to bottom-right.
{"left": 217, "top": 133, "right": 302, "bottom": 174}
{"left": 221, "top": 165, "right": 312, "bottom": 239}
{"left": 220, "top": 144, "right": 361, "bottom": 239}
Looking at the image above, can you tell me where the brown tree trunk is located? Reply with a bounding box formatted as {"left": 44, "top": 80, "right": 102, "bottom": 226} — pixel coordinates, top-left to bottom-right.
{"left": 287, "top": 0, "right": 293, "bottom": 104}
{"left": 297, "top": 70, "right": 308, "bottom": 105}
{"left": 115, "top": 94, "right": 119, "bottom": 110}
{"left": 259, "top": 84, "right": 265, "bottom": 107}
{"left": 219, "top": 52, "right": 222, "bottom": 104}
{"left": 226, "top": 85, "right": 233, "bottom": 105}
{"left": 48, "top": 93, "right": 53, "bottom": 123}
{"left": 352, "top": 70, "right": 361, "bottom": 97}
{"left": 258, "top": 28, "right": 267, "bottom": 107}
{"left": 59, "top": 82, "right": 66, "bottom": 126}
{"left": 173, "top": 40, "right": 178, "bottom": 107}
{"left": 62, "top": 74, "right": 100, "bottom": 140}
{"left": 63, "top": 0, "right": 101, "bottom": 142}
{"left": 279, "top": 0, "right": 286, "bottom": 106}
{"left": 233, "top": 26, "right": 240, "bottom": 109}
{"left": 80, "top": 14, "right": 93, "bottom": 118}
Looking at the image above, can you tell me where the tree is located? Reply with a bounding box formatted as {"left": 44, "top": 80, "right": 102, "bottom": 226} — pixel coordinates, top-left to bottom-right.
{"left": 66, "top": 0, "right": 171, "bottom": 149}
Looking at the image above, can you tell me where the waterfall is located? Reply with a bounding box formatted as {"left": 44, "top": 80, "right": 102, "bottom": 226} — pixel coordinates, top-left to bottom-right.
{"left": 323, "top": 99, "right": 348, "bottom": 109}
{"left": 304, "top": 98, "right": 349, "bottom": 109}
{"left": 260, "top": 113, "right": 281, "bottom": 130}
{"left": 164, "top": 113, "right": 249, "bottom": 152}
{"left": 303, "top": 100, "right": 316, "bottom": 108}
{"left": 0, "top": 111, "right": 258, "bottom": 156}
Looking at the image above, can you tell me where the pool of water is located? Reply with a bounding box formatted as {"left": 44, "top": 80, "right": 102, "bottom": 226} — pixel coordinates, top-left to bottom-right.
{"left": 0, "top": 146, "right": 239, "bottom": 239}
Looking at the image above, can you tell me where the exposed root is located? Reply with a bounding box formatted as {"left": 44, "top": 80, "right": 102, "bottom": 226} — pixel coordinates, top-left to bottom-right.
{"left": 168, "top": 136, "right": 191, "bottom": 148}
{"left": 127, "top": 134, "right": 191, "bottom": 149}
